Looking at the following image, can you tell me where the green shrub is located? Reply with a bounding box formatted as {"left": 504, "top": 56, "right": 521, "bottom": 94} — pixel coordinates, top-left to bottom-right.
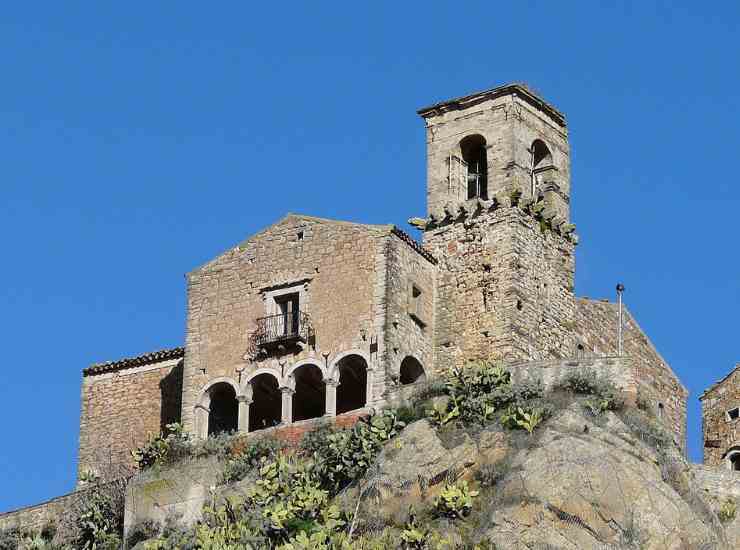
{"left": 499, "top": 405, "right": 547, "bottom": 435}
{"left": 719, "top": 499, "right": 737, "bottom": 523}
{"left": 74, "top": 485, "right": 124, "bottom": 550}
{"left": 220, "top": 438, "right": 283, "bottom": 484}
{"left": 558, "top": 371, "right": 623, "bottom": 411}
{"left": 131, "top": 423, "right": 191, "bottom": 469}
{"left": 0, "top": 528, "right": 20, "bottom": 550}
{"left": 125, "top": 520, "right": 160, "bottom": 548}
{"left": 306, "top": 410, "right": 405, "bottom": 493}
{"left": 433, "top": 481, "right": 479, "bottom": 519}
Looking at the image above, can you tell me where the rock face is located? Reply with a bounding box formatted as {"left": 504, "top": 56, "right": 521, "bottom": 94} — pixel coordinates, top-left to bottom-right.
{"left": 372, "top": 409, "right": 735, "bottom": 549}
{"left": 479, "top": 405, "right": 728, "bottom": 549}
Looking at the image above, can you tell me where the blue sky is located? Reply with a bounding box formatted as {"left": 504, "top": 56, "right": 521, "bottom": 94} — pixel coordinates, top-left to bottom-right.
{"left": 1, "top": 2, "right": 738, "bottom": 512}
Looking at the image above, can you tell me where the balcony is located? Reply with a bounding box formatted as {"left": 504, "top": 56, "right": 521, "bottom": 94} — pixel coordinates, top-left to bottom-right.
{"left": 253, "top": 311, "right": 311, "bottom": 350}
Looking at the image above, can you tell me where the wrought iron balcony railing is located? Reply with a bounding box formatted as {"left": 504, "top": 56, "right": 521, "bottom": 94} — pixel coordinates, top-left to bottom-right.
{"left": 253, "top": 311, "right": 311, "bottom": 349}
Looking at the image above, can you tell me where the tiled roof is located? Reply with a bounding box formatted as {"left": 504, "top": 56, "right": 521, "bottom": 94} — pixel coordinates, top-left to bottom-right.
{"left": 391, "top": 227, "right": 438, "bottom": 265}
{"left": 83, "top": 347, "right": 185, "bottom": 376}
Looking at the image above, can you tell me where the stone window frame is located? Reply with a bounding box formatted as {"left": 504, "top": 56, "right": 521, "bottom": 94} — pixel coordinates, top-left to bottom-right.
{"left": 726, "top": 407, "right": 740, "bottom": 422}
{"left": 261, "top": 279, "right": 311, "bottom": 317}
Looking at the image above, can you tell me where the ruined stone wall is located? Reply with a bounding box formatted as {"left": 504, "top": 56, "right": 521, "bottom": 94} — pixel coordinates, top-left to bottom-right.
{"left": 574, "top": 298, "right": 688, "bottom": 453}
{"left": 181, "top": 215, "right": 391, "bottom": 434}
{"left": 700, "top": 365, "right": 740, "bottom": 466}
{"left": 423, "top": 206, "right": 576, "bottom": 371}
{"left": 382, "top": 231, "right": 437, "bottom": 384}
{"left": 422, "top": 91, "right": 570, "bottom": 220}
{"left": 77, "top": 357, "right": 183, "bottom": 479}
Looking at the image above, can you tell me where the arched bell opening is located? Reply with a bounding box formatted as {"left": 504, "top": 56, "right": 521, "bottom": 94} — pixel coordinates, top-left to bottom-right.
{"left": 460, "top": 134, "right": 488, "bottom": 200}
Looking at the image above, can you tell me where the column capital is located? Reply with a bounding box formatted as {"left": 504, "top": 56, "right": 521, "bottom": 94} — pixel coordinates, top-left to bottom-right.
{"left": 236, "top": 395, "right": 253, "bottom": 405}
{"left": 280, "top": 386, "right": 295, "bottom": 395}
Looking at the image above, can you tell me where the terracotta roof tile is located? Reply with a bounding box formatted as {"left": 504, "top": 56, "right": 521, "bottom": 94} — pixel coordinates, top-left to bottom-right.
{"left": 84, "top": 347, "right": 184, "bottom": 376}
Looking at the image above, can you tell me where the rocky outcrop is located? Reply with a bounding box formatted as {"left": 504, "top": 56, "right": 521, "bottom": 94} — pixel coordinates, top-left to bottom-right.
{"left": 371, "top": 406, "right": 735, "bottom": 549}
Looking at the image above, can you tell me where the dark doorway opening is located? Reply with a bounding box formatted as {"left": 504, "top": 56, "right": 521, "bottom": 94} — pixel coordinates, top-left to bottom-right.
{"left": 336, "top": 355, "right": 368, "bottom": 414}
{"left": 207, "top": 383, "right": 238, "bottom": 436}
{"left": 292, "top": 364, "right": 325, "bottom": 422}
{"left": 249, "top": 373, "right": 282, "bottom": 432}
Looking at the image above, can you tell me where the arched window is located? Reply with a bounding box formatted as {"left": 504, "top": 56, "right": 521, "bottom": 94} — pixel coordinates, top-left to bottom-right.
{"left": 459, "top": 135, "right": 488, "bottom": 200}
{"left": 207, "top": 382, "right": 238, "bottom": 436}
{"left": 292, "top": 364, "right": 325, "bottom": 422}
{"left": 399, "top": 356, "right": 426, "bottom": 385}
{"left": 530, "top": 139, "right": 553, "bottom": 196}
{"left": 249, "top": 373, "right": 282, "bottom": 432}
{"left": 336, "top": 355, "right": 368, "bottom": 414}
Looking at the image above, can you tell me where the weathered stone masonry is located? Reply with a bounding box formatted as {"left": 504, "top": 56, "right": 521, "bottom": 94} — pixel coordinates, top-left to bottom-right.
{"left": 701, "top": 364, "right": 740, "bottom": 468}
{"left": 77, "top": 348, "right": 184, "bottom": 479}
{"left": 2, "top": 83, "right": 703, "bottom": 528}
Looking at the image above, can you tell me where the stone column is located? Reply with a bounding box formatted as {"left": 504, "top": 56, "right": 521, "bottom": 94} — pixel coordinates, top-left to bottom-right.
{"left": 237, "top": 395, "right": 252, "bottom": 433}
{"left": 280, "top": 387, "right": 294, "bottom": 425}
{"left": 324, "top": 379, "right": 339, "bottom": 417}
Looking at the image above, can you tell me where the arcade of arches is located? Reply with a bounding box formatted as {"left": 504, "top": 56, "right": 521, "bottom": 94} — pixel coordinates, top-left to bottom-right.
{"left": 199, "top": 354, "right": 392, "bottom": 437}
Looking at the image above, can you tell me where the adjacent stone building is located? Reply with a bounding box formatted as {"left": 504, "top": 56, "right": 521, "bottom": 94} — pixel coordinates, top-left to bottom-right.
{"left": 2, "top": 83, "right": 699, "bottom": 527}
{"left": 701, "top": 364, "right": 740, "bottom": 470}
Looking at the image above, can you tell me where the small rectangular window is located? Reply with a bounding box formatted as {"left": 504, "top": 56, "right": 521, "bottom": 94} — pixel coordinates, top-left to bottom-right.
{"left": 727, "top": 407, "right": 740, "bottom": 421}
{"left": 408, "top": 283, "right": 425, "bottom": 326}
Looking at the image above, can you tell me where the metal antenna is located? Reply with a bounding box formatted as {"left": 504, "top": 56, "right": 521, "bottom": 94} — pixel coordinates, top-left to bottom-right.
{"left": 616, "top": 283, "right": 625, "bottom": 355}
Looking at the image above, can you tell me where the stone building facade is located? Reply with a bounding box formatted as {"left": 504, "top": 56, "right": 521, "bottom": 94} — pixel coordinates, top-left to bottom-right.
{"left": 700, "top": 364, "right": 740, "bottom": 469}
{"left": 1, "top": 83, "right": 698, "bottom": 526}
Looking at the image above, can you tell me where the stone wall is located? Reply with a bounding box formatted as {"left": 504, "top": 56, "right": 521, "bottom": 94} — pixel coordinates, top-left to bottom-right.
{"left": 382, "top": 230, "right": 437, "bottom": 380}
{"left": 574, "top": 298, "right": 688, "bottom": 453}
{"left": 506, "top": 355, "right": 637, "bottom": 398}
{"left": 424, "top": 206, "right": 576, "bottom": 371}
{"left": 181, "top": 214, "right": 391, "bottom": 435}
{"left": 700, "top": 364, "right": 740, "bottom": 466}
{"left": 0, "top": 492, "right": 76, "bottom": 533}
{"left": 78, "top": 355, "right": 184, "bottom": 480}
{"left": 692, "top": 465, "right": 740, "bottom": 500}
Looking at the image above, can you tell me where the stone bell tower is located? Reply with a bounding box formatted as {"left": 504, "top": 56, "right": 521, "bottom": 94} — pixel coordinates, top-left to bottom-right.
{"left": 416, "top": 83, "right": 578, "bottom": 371}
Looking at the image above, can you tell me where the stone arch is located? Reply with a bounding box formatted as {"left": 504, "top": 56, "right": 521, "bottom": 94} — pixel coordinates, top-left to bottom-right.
{"left": 724, "top": 446, "right": 740, "bottom": 471}
{"left": 459, "top": 134, "right": 488, "bottom": 200}
{"left": 194, "top": 377, "right": 242, "bottom": 439}
{"left": 286, "top": 359, "right": 328, "bottom": 386}
{"left": 290, "top": 363, "right": 326, "bottom": 422}
{"left": 246, "top": 371, "right": 282, "bottom": 432}
{"left": 399, "top": 356, "right": 426, "bottom": 385}
{"left": 328, "top": 349, "right": 372, "bottom": 382}
{"left": 334, "top": 354, "right": 368, "bottom": 415}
